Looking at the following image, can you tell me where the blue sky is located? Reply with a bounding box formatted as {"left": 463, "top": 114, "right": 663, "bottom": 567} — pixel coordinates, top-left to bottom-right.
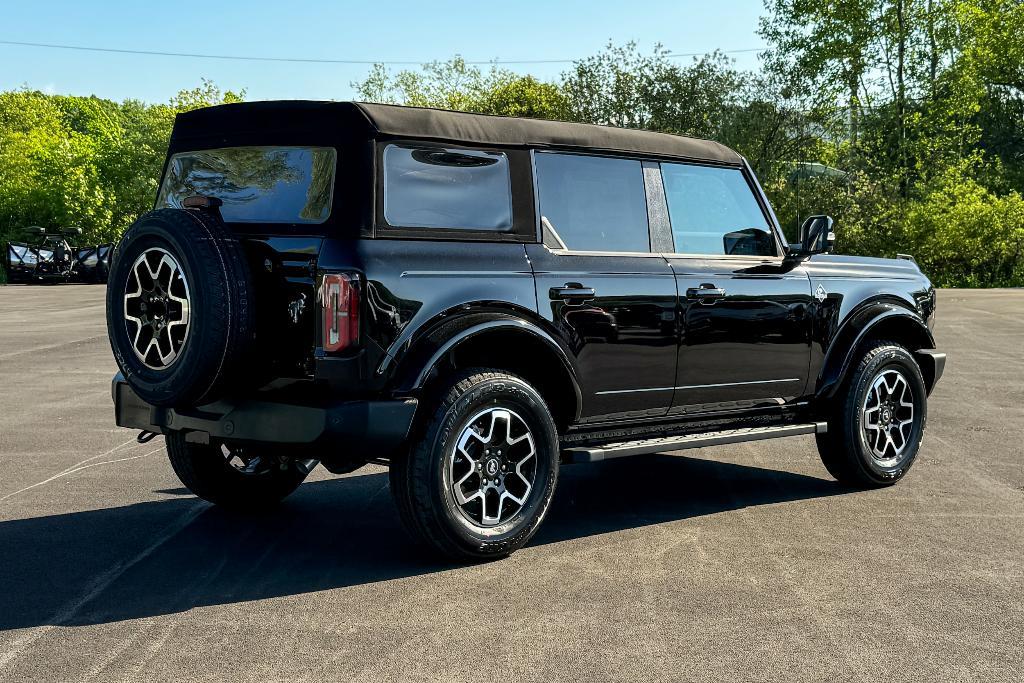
{"left": 1, "top": 0, "right": 766, "bottom": 104}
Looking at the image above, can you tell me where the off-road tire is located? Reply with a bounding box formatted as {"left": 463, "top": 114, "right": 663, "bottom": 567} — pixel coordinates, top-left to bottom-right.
{"left": 106, "top": 208, "right": 254, "bottom": 407}
{"left": 389, "top": 369, "right": 560, "bottom": 562}
{"left": 165, "top": 433, "right": 309, "bottom": 510}
{"left": 816, "top": 340, "right": 928, "bottom": 487}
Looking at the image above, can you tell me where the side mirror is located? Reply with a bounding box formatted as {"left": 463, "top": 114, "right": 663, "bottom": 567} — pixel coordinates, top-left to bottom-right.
{"left": 63, "top": 227, "right": 83, "bottom": 237}
{"left": 25, "top": 226, "right": 46, "bottom": 236}
{"left": 793, "top": 215, "right": 835, "bottom": 256}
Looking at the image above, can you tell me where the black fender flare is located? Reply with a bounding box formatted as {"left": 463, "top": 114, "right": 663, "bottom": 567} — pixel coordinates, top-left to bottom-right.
{"left": 391, "top": 315, "right": 583, "bottom": 421}
{"left": 817, "top": 302, "right": 936, "bottom": 399}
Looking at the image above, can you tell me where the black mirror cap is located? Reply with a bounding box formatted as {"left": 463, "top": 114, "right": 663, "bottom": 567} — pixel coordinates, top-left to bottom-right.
{"left": 63, "top": 227, "right": 83, "bottom": 236}
{"left": 794, "top": 215, "right": 836, "bottom": 256}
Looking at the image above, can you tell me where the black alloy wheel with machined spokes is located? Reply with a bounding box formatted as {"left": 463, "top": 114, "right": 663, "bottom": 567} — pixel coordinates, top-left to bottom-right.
{"left": 390, "top": 369, "right": 559, "bottom": 561}
{"left": 861, "top": 369, "right": 916, "bottom": 465}
{"left": 123, "top": 248, "right": 191, "bottom": 369}
{"left": 446, "top": 406, "right": 538, "bottom": 528}
{"left": 219, "top": 442, "right": 318, "bottom": 481}
{"left": 165, "top": 433, "right": 314, "bottom": 510}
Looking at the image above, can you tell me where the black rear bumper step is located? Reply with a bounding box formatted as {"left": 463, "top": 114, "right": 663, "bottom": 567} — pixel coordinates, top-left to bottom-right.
{"left": 112, "top": 374, "right": 417, "bottom": 454}
{"left": 563, "top": 422, "right": 828, "bottom": 463}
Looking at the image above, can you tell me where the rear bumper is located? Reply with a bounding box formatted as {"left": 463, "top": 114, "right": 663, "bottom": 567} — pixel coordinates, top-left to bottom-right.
{"left": 111, "top": 374, "right": 417, "bottom": 453}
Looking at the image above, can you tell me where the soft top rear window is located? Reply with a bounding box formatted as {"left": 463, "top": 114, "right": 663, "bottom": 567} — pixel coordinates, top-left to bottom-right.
{"left": 156, "top": 146, "right": 337, "bottom": 224}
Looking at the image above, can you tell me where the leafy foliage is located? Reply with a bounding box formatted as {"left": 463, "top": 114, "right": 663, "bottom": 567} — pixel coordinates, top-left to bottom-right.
{"left": 354, "top": 3, "right": 1023, "bottom": 286}
{"left": 0, "top": 80, "right": 244, "bottom": 284}
{"left": 353, "top": 58, "right": 570, "bottom": 119}
{"left": 3, "top": 2, "right": 1023, "bottom": 287}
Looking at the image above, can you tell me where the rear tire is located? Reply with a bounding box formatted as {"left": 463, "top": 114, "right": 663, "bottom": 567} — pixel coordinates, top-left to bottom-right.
{"left": 816, "top": 340, "right": 928, "bottom": 487}
{"left": 389, "top": 369, "right": 559, "bottom": 562}
{"left": 166, "top": 433, "right": 311, "bottom": 510}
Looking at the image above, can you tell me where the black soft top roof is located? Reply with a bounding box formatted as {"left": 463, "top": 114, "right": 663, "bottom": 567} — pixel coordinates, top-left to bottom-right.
{"left": 170, "top": 100, "right": 743, "bottom": 165}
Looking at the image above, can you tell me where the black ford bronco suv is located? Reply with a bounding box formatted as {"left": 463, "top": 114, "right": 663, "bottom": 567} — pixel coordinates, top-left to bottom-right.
{"left": 107, "top": 101, "right": 945, "bottom": 561}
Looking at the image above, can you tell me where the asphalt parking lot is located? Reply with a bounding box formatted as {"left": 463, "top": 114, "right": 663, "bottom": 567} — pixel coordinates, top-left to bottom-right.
{"left": 0, "top": 285, "right": 1021, "bottom": 682}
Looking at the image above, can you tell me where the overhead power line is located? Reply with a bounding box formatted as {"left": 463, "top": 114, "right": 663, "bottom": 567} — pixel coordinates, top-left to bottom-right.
{"left": 0, "top": 39, "right": 765, "bottom": 66}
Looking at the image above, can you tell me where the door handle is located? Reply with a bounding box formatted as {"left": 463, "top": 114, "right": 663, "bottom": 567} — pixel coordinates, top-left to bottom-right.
{"left": 685, "top": 284, "right": 726, "bottom": 304}
{"left": 550, "top": 283, "right": 596, "bottom": 302}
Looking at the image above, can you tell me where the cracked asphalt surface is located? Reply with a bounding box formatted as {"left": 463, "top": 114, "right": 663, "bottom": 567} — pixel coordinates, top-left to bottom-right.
{"left": 0, "top": 285, "right": 1021, "bottom": 682}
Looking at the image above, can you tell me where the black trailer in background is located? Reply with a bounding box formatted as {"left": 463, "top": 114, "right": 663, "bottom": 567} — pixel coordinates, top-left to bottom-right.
{"left": 3, "top": 227, "right": 111, "bottom": 284}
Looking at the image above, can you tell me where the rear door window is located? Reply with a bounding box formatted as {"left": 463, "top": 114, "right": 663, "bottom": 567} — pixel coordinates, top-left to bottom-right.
{"left": 660, "top": 163, "right": 776, "bottom": 256}
{"left": 534, "top": 152, "right": 650, "bottom": 253}
{"left": 156, "top": 146, "right": 337, "bottom": 224}
{"left": 382, "top": 145, "right": 513, "bottom": 231}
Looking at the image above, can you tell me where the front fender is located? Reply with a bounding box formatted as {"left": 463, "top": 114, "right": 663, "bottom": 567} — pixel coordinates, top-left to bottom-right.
{"left": 817, "top": 302, "right": 935, "bottom": 399}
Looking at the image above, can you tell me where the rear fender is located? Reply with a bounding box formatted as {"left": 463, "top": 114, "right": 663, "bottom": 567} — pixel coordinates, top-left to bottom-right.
{"left": 390, "top": 313, "right": 583, "bottom": 424}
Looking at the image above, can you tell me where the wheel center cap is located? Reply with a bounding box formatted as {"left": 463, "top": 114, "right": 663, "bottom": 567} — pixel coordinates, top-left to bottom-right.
{"left": 881, "top": 408, "right": 892, "bottom": 424}
{"left": 147, "top": 298, "right": 167, "bottom": 317}
{"left": 484, "top": 458, "right": 500, "bottom": 477}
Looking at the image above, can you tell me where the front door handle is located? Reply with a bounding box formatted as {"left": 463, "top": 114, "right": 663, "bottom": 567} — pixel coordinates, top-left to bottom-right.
{"left": 685, "top": 284, "right": 726, "bottom": 304}
{"left": 551, "top": 283, "right": 596, "bottom": 303}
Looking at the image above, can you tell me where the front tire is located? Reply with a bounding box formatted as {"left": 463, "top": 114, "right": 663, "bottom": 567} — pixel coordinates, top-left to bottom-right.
{"left": 166, "top": 433, "right": 312, "bottom": 510}
{"left": 389, "top": 369, "right": 559, "bottom": 562}
{"left": 816, "top": 340, "right": 928, "bottom": 487}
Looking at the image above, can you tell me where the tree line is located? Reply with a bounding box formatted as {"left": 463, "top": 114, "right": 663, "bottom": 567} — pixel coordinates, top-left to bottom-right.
{"left": 0, "top": 81, "right": 244, "bottom": 274}
{"left": 2, "top": 0, "right": 1022, "bottom": 287}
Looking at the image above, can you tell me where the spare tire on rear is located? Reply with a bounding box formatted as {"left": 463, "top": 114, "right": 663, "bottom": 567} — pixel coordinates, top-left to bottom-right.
{"left": 106, "top": 208, "right": 255, "bottom": 408}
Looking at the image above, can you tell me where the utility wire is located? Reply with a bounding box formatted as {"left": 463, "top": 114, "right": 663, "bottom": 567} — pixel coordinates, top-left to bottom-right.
{"left": 0, "top": 39, "right": 765, "bottom": 66}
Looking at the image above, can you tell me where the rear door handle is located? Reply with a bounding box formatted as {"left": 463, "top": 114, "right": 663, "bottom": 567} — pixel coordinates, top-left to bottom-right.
{"left": 685, "top": 285, "right": 726, "bottom": 303}
{"left": 550, "top": 283, "right": 596, "bottom": 302}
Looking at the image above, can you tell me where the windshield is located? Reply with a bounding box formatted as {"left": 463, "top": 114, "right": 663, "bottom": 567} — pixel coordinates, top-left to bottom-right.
{"left": 156, "top": 146, "right": 337, "bottom": 224}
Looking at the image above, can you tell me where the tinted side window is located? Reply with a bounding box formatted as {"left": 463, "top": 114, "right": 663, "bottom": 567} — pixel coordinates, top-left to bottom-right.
{"left": 535, "top": 152, "right": 650, "bottom": 253}
{"left": 157, "top": 146, "right": 336, "bottom": 224}
{"left": 661, "top": 163, "right": 776, "bottom": 256}
{"left": 383, "top": 145, "right": 513, "bottom": 231}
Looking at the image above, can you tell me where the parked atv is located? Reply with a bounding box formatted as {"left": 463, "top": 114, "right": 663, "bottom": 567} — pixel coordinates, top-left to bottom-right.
{"left": 3, "top": 227, "right": 112, "bottom": 284}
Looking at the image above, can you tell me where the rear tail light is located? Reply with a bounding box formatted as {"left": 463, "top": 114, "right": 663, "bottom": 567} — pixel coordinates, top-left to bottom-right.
{"left": 320, "top": 273, "right": 359, "bottom": 352}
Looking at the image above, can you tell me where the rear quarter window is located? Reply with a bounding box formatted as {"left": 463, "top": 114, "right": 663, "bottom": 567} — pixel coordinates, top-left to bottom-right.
{"left": 382, "top": 145, "right": 513, "bottom": 231}
{"left": 156, "top": 146, "right": 337, "bottom": 224}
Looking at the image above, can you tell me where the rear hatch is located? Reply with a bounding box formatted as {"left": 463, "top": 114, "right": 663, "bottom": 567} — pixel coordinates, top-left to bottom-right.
{"left": 154, "top": 145, "right": 338, "bottom": 380}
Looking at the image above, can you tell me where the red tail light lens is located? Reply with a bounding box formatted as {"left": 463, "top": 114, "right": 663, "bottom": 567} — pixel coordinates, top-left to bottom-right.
{"left": 321, "top": 273, "right": 359, "bottom": 352}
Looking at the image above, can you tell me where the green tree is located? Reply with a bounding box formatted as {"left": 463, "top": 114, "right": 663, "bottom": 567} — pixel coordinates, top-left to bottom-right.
{"left": 354, "top": 58, "right": 567, "bottom": 119}
{"left": 0, "top": 91, "right": 111, "bottom": 242}
{"left": 473, "top": 75, "right": 570, "bottom": 119}
{"left": 6, "top": 14, "right": 1024, "bottom": 288}
{"left": 561, "top": 43, "right": 743, "bottom": 139}
{"left": 760, "top": 0, "right": 878, "bottom": 149}
{"left": 1, "top": 81, "right": 246, "bottom": 282}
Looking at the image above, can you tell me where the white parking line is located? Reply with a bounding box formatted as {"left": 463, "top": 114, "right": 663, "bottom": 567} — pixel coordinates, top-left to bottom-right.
{"left": 0, "top": 438, "right": 159, "bottom": 504}
{"left": 0, "top": 502, "right": 205, "bottom": 673}
{"left": 0, "top": 334, "right": 108, "bottom": 360}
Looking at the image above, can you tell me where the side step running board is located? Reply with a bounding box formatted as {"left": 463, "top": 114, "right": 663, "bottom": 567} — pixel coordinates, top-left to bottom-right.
{"left": 563, "top": 422, "right": 828, "bottom": 463}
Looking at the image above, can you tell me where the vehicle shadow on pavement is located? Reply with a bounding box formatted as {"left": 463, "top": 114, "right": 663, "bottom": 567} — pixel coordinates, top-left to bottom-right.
{"left": 0, "top": 453, "right": 848, "bottom": 631}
